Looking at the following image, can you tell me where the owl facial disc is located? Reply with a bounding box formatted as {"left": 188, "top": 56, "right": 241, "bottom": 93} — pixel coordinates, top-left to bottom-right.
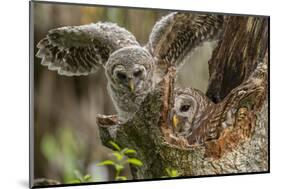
{"left": 106, "top": 46, "right": 154, "bottom": 93}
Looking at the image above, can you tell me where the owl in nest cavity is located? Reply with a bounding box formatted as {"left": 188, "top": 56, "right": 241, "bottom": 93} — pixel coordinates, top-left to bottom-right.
{"left": 171, "top": 62, "right": 267, "bottom": 145}
{"left": 36, "top": 12, "right": 224, "bottom": 122}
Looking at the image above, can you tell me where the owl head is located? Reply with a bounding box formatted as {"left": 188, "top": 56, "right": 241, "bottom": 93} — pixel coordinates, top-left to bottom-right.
{"left": 171, "top": 88, "right": 211, "bottom": 136}
{"left": 105, "top": 46, "right": 154, "bottom": 93}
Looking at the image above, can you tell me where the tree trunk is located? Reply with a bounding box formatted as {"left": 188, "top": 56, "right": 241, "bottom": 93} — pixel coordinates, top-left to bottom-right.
{"left": 97, "top": 15, "right": 269, "bottom": 179}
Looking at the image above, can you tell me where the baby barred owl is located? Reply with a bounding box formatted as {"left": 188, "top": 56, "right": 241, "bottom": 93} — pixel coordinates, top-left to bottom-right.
{"left": 171, "top": 62, "right": 267, "bottom": 145}
{"left": 36, "top": 12, "right": 224, "bottom": 122}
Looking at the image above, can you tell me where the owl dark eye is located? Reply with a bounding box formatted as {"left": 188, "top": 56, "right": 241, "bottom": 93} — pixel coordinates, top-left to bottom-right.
{"left": 180, "top": 105, "right": 190, "bottom": 112}
{"left": 133, "top": 70, "right": 142, "bottom": 77}
{"left": 117, "top": 72, "right": 127, "bottom": 80}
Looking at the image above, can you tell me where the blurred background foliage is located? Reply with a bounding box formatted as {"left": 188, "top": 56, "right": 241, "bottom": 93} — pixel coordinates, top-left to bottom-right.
{"left": 33, "top": 2, "right": 213, "bottom": 184}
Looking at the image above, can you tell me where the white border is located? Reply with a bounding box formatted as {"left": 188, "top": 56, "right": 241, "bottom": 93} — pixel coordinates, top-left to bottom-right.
{"left": 1, "top": 0, "right": 280, "bottom": 189}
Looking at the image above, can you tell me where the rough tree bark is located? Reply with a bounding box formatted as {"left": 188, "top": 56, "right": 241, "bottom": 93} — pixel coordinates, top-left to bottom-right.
{"left": 97, "top": 15, "right": 269, "bottom": 179}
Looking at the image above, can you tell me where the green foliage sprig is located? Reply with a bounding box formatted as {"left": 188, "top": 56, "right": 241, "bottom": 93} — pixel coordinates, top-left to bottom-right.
{"left": 161, "top": 168, "right": 179, "bottom": 178}
{"left": 69, "top": 170, "right": 92, "bottom": 183}
{"left": 97, "top": 141, "right": 143, "bottom": 181}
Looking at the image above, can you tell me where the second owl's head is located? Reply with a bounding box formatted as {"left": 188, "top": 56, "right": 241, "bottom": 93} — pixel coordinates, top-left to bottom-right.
{"left": 171, "top": 91, "right": 198, "bottom": 134}
{"left": 105, "top": 46, "right": 154, "bottom": 93}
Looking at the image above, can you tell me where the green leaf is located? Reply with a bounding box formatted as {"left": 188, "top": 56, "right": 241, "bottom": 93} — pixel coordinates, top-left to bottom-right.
{"left": 73, "top": 170, "right": 83, "bottom": 181}
{"left": 165, "top": 168, "right": 172, "bottom": 176}
{"left": 96, "top": 160, "right": 115, "bottom": 166}
{"left": 114, "top": 164, "right": 124, "bottom": 171}
{"left": 83, "top": 174, "right": 92, "bottom": 181}
{"left": 120, "top": 148, "right": 128, "bottom": 154}
{"left": 126, "top": 158, "right": 143, "bottom": 166}
{"left": 109, "top": 141, "right": 121, "bottom": 151}
{"left": 171, "top": 170, "right": 179, "bottom": 177}
{"left": 122, "top": 148, "right": 137, "bottom": 155}
{"left": 41, "top": 134, "right": 58, "bottom": 161}
{"left": 70, "top": 179, "right": 81, "bottom": 184}
{"left": 115, "top": 176, "right": 127, "bottom": 181}
{"left": 111, "top": 152, "right": 123, "bottom": 161}
{"left": 165, "top": 168, "right": 179, "bottom": 177}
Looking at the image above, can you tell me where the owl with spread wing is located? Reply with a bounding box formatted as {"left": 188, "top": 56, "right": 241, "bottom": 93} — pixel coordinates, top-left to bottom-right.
{"left": 36, "top": 12, "right": 224, "bottom": 122}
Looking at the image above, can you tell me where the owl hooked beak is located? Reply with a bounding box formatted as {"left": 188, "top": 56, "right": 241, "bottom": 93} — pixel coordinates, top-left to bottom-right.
{"left": 128, "top": 79, "right": 135, "bottom": 92}
{"left": 172, "top": 115, "right": 180, "bottom": 129}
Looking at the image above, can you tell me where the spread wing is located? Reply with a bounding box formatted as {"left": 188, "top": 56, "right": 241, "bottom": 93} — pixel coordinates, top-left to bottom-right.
{"left": 146, "top": 12, "right": 224, "bottom": 66}
{"left": 36, "top": 22, "right": 139, "bottom": 76}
